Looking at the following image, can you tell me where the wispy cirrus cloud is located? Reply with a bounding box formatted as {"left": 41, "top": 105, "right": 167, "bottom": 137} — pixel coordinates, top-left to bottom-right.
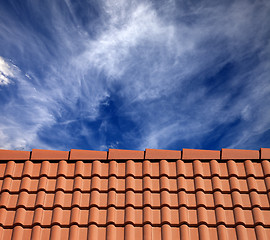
{"left": 0, "top": 0, "right": 269, "bottom": 151}
{"left": 0, "top": 57, "right": 19, "bottom": 85}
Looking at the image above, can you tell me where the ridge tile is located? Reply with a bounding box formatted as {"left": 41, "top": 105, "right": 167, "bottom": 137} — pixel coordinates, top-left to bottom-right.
{"left": 222, "top": 148, "right": 259, "bottom": 160}
{"left": 182, "top": 149, "right": 220, "bottom": 160}
{"left": 70, "top": 149, "right": 107, "bottom": 160}
{"left": 0, "top": 150, "right": 30, "bottom": 160}
{"left": 108, "top": 149, "right": 144, "bottom": 160}
{"left": 261, "top": 148, "right": 270, "bottom": 159}
{"left": 145, "top": 149, "right": 181, "bottom": 159}
{"left": 31, "top": 149, "right": 69, "bottom": 160}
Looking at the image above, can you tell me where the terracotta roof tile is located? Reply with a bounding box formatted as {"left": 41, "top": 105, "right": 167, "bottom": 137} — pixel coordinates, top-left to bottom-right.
{"left": 0, "top": 150, "right": 30, "bottom": 160}
{"left": 0, "top": 147, "right": 270, "bottom": 239}
{"left": 261, "top": 148, "right": 270, "bottom": 159}
{"left": 108, "top": 149, "right": 144, "bottom": 160}
{"left": 31, "top": 149, "right": 69, "bottom": 160}
{"left": 222, "top": 148, "right": 260, "bottom": 160}
{"left": 145, "top": 149, "right": 181, "bottom": 159}
{"left": 182, "top": 148, "right": 220, "bottom": 160}
{"left": 69, "top": 149, "right": 107, "bottom": 160}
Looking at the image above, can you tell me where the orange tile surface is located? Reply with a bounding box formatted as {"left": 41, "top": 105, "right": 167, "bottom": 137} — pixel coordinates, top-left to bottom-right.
{"left": 261, "top": 148, "right": 270, "bottom": 159}
{"left": 0, "top": 148, "right": 270, "bottom": 239}
{"left": 31, "top": 149, "right": 69, "bottom": 160}
{"left": 108, "top": 149, "right": 144, "bottom": 160}
{"left": 182, "top": 149, "right": 220, "bottom": 160}
{"left": 222, "top": 149, "right": 260, "bottom": 160}
{"left": 0, "top": 150, "right": 30, "bottom": 160}
{"left": 69, "top": 149, "right": 107, "bottom": 160}
{"left": 145, "top": 149, "right": 181, "bottom": 159}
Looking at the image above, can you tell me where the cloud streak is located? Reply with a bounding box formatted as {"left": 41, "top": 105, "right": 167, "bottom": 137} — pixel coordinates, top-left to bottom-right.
{"left": 0, "top": 57, "right": 18, "bottom": 85}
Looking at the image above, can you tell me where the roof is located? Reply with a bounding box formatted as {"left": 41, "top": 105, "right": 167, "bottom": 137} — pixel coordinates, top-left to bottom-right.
{"left": 0, "top": 148, "right": 270, "bottom": 239}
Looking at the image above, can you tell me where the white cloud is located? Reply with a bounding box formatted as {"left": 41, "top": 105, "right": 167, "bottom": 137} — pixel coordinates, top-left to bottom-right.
{"left": 0, "top": 57, "right": 18, "bottom": 85}
{"left": 78, "top": 3, "right": 171, "bottom": 77}
{"left": 0, "top": 75, "right": 10, "bottom": 86}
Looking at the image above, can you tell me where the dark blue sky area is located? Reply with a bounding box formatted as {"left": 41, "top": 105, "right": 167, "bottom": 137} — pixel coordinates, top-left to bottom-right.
{"left": 0, "top": 0, "right": 270, "bottom": 151}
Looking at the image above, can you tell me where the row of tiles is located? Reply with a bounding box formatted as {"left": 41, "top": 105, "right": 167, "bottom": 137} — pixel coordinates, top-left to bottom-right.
{"left": 1, "top": 175, "right": 269, "bottom": 193}
{"left": 1, "top": 206, "right": 270, "bottom": 227}
{"left": 2, "top": 148, "right": 270, "bottom": 161}
{"left": 1, "top": 190, "right": 270, "bottom": 209}
{"left": 1, "top": 160, "right": 270, "bottom": 179}
{"left": 1, "top": 225, "right": 270, "bottom": 240}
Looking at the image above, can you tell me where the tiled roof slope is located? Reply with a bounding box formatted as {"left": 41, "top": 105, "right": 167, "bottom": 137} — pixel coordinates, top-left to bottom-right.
{"left": 0, "top": 148, "right": 270, "bottom": 239}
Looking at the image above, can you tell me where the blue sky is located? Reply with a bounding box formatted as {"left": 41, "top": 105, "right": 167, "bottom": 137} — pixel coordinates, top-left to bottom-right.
{"left": 0, "top": 0, "right": 270, "bottom": 151}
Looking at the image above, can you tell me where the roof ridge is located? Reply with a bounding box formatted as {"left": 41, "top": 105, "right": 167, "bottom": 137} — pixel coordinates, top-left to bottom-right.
{"left": 0, "top": 148, "right": 269, "bottom": 161}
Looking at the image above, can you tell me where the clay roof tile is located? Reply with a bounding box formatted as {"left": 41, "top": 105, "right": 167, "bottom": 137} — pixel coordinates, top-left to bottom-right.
{"left": 0, "top": 147, "right": 269, "bottom": 239}
{"left": 108, "top": 149, "right": 144, "bottom": 160}
{"left": 222, "top": 148, "right": 259, "bottom": 160}
{"left": 0, "top": 149, "right": 30, "bottom": 160}
{"left": 31, "top": 149, "right": 69, "bottom": 160}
